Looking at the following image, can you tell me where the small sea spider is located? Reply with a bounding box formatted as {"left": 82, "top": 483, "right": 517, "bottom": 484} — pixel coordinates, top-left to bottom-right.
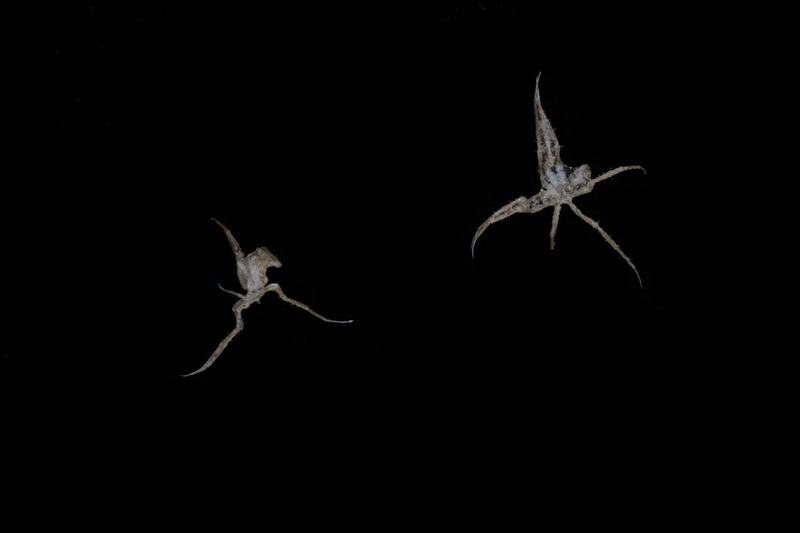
{"left": 184, "top": 219, "right": 352, "bottom": 376}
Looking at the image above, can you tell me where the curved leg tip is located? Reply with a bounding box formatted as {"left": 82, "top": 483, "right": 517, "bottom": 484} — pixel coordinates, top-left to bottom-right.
{"left": 471, "top": 225, "right": 488, "bottom": 259}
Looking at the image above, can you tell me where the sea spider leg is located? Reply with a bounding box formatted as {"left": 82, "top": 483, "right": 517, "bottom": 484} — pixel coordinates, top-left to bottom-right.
{"left": 182, "top": 296, "right": 253, "bottom": 377}
{"left": 549, "top": 204, "right": 562, "bottom": 250}
{"left": 590, "top": 165, "right": 645, "bottom": 186}
{"left": 218, "top": 284, "right": 245, "bottom": 299}
{"left": 212, "top": 218, "right": 244, "bottom": 263}
{"left": 265, "top": 283, "right": 353, "bottom": 324}
{"left": 471, "top": 193, "right": 548, "bottom": 258}
{"left": 567, "top": 202, "right": 642, "bottom": 288}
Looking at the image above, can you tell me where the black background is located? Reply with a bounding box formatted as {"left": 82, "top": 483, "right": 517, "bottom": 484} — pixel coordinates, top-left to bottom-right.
{"left": 5, "top": 2, "right": 788, "bottom": 529}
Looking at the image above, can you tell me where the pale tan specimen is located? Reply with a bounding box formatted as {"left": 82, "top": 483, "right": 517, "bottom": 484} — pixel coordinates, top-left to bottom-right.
{"left": 471, "top": 73, "right": 645, "bottom": 287}
{"left": 183, "top": 219, "right": 353, "bottom": 377}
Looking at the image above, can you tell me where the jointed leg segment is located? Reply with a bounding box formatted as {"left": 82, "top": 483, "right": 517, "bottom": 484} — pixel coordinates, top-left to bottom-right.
{"left": 471, "top": 195, "right": 546, "bottom": 258}
{"left": 590, "top": 166, "right": 645, "bottom": 187}
{"left": 549, "top": 204, "right": 562, "bottom": 250}
{"left": 218, "top": 284, "right": 245, "bottom": 299}
{"left": 212, "top": 218, "right": 244, "bottom": 262}
{"left": 183, "top": 298, "right": 250, "bottom": 377}
{"left": 567, "top": 202, "right": 641, "bottom": 288}
{"left": 266, "top": 283, "right": 353, "bottom": 324}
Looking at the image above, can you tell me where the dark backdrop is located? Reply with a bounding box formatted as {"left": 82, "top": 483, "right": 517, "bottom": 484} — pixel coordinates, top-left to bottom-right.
{"left": 6, "top": 2, "right": 787, "bottom": 530}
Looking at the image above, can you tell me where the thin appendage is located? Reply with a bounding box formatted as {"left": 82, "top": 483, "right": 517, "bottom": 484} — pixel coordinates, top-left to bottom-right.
{"left": 266, "top": 283, "right": 353, "bottom": 324}
{"left": 212, "top": 218, "right": 244, "bottom": 262}
{"left": 183, "top": 298, "right": 249, "bottom": 377}
{"left": 590, "top": 165, "right": 645, "bottom": 186}
{"left": 218, "top": 284, "right": 245, "bottom": 299}
{"left": 549, "top": 204, "right": 561, "bottom": 250}
{"left": 567, "top": 202, "right": 642, "bottom": 289}
{"left": 471, "top": 196, "right": 537, "bottom": 258}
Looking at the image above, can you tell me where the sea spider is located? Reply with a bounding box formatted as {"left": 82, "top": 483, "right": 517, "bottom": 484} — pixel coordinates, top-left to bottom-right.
{"left": 184, "top": 219, "right": 352, "bottom": 376}
{"left": 471, "top": 74, "right": 645, "bottom": 287}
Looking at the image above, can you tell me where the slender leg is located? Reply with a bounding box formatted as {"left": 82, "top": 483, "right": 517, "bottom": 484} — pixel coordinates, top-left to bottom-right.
{"left": 549, "top": 204, "right": 561, "bottom": 250}
{"left": 471, "top": 194, "right": 547, "bottom": 258}
{"left": 218, "top": 284, "right": 245, "bottom": 299}
{"left": 266, "top": 283, "right": 353, "bottom": 323}
{"left": 590, "top": 165, "right": 645, "bottom": 187}
{"left": 183, "top": 298, "right": 250, "bottom": 376}
{"left": 567, "top": 202, "right": 642, "bottom": 289}
{"left": 212, "top": 218, "right": 244, "bottom": 262}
